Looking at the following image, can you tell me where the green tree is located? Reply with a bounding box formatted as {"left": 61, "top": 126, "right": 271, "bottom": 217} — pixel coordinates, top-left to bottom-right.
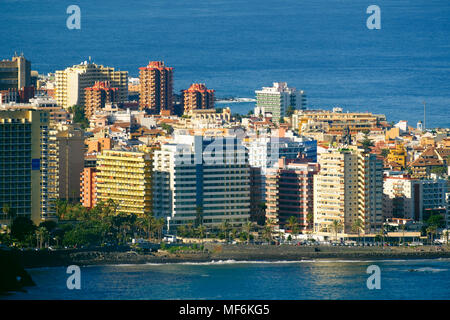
{"left": 426, "top": 225, "right": 437, "bottom": 245}
{"left": 427, "top": 214, "right": 445, "bottom": 229}
{"left": 243, "top": 221, "right": 253, "bottom": 245}
{"left": 286, "top": 105, "right": 296, "bottom": 117}
{"left": 430, "top": 166, "right": 446, "bottom": 177}
{"left": 54, "top": 199, "right": 68, "bottom": 221}
{"left": 160, "top": 123, "right": 174, "bottom": 135}
{"left": 331, "top": 220, "right": 343, "bottom": 241}
{"left": 351, "top": 219, "right": 364, "bottom": 243}
{"left": 380, "top": 149, "right": 390, "bottom": 158}
{"left": 2, "top": 204, "right": 16, "bottom": 226}
{"left": 263, "top": 218, "right": 275, "bottom": 244}
{"left": 10, "top": 216, "right": 36, "bottom": 242}
{"left": 36, "top": 226, "right": 49, "bottom": 249}
{"left": 69, "top": 105, "right": 89, "bottom": 129}
{"left": 287, "top": 216, "right": 299, "bottom": 238}
{"left": 360, "top": 134, "right": 374, "bottom": 154}
{"left": 306, "top": 211, "right": 314, "bottom": 231}
{"left": 62, "top": 221, "right": 106, "bottom": 247}
{"left": 195, "top": 206, "right": 203, "bottom": 228}
{"left": 444, "top": 230, "right": 449, "bottom": 246}
{"left": 220, "top": 220, "right": 231, "bottom": 242}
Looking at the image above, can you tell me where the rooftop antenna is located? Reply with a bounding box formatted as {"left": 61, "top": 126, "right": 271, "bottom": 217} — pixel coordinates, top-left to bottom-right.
{"left": 89, "top": 56, "right": 92, "bottom": 64}
{"left": 422, "top": 101, "right": 426, "bottom": 131}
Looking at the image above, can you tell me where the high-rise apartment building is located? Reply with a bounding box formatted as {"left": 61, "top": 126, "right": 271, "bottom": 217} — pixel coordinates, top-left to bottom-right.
{"left": 56, "top": 124, "right": 84, "bottom": 203}
{"left": 96, "top": 150, "right": 152, "bottom": 216}
{"left": 182, "top": 83, "right": 215, "bottom": 114}
{"left": 84, "top": 81, "right": 119, "bottom": 118}
{"left": 313, "top": 147, "right": 383, "bottom": 236}
{"left": 0, "top": 54, "right": 31, "bottom": 91}
{"left": 0, "top": 110, "right": 58, "bottom": 224}
{"left": 153, "top": 135, "right": 250, "bottom": 232}
{"left": 254, "top": 82, "right": 306, "bottom": 122}
{"left": 55, "top": 60, "right": 128, "bottom": 109}
{"left": 80, "top": 167, "right": 97, "bottom": 209}
{"left": 248, "top": 136, "right": 317, "bottom": 202}
{"left": 139, "top": 61, "right": 173, "bottom": 114}
{"left": 266, "top": 158, "right": 319, "bottom": 231}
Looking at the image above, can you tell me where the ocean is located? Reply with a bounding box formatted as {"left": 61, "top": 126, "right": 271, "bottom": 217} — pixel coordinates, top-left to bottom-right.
{"left": 1, "top": 0, "right": 449, "bottom": 127}
{"left": 2, "top": 259, "right": 450, "bottom": 299}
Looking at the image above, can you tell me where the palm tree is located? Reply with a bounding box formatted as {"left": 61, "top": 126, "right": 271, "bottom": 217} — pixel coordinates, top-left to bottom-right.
{"left": 351, "top": 219, "right": 363, "bottom": 243}
{"left": 444, "top": 230, "right": 449, "bottom": 246}
{"left": 262, "top": 225, "right": 273, "bottom": 244}
{"left": 331, "top": 220, "right": 343, "bottom": 241}
{"left": 400, "top": 223, "right": 407, "bottom": 245}
{"left": 263, "top": 218, "right": 275, "bottom": 244}
{"left": 36, "top": 227, "right": 49, "bottom": 249}
{"left": 377, "top": 225, "right": 386, "bottom": 247}
{"left": 54, "top": 199, "right": 68, "bottom": 220}
{"left": 196, "top": 224, "right": 206, "bottom": 247}
{"left": 155, "top": 218, "right": 165, "bottom": 242}
{"left": 306, "top": 211, "right": 314, "bottom": 231}
{"left": 2, "top": 204, "right": 16, "bottom": 227}
{"left": 195, "top": 206, "right": 203, "bottom": 228}
{"left": 244, "top": 221, "right": 253, "bottom": 245}
{"left": 220, "top": 221, "right": 231, "bottom": 243}
{"left": 426, "top": 225, "right": 437, "bottom": 245}
{"left": 287, "top": 216, "right": 299, "bottom": 240}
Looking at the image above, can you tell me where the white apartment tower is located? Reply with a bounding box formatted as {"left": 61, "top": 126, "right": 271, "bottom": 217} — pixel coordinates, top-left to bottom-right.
{"left": 313, "top": 147, "right": 383, "bottom": 236}
{"left": 153, "top": 135, "right": 251, "bottom": 232}
{"left": 55, "top": 61, "right": 128, "bottom": 109}
{"left": 254, "top": 82, "right": 306, "bottom": 122}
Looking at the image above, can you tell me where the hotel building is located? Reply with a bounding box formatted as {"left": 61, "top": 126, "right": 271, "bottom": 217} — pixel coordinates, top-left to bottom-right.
{"left": 84, "top": 81, "right": 119, "bottom": 119}
{"left": 254, "top": 82, "right": 306, "bottom": 122}
{"left": 313, "top": 147, "right": 383, "bottom": 236}
{"left": 292, "top": 108, "right": 386, "bottom": 135}
{"left": 0, "top": 110, "right": 58, "bottom": 224}
{"left": 96, "top": 150, "right": 152, "bottom": 216}
{"left": 266, "top": 158, "right": 319, "bottom": 231}
{"left": 248, "top": 136, "right": 317, "bottom": 202}
{"left": 80, "top": 167, "right": 97, "bottom": 209}
{"left": 0, "top": 54, "right": 31, "bottom": 91}
{"left": 153, "top": 135, "right": 250, "bottom": 232}
{"left": 55, "top": 61, "right": 128, "bottom": 109}
{"left": 139, "top": 61, "right": 173, "bottom": 114}
{"left": 182, "top": 83, "right": 215, "bottom": 114}
{"left": 56, "top": 124, "right": 84, "bottom": 203}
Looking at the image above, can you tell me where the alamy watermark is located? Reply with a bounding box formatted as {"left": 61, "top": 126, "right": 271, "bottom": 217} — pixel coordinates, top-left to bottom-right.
{"left": 366, "top": 5, "right": 381, "bottom": 30}
{"left": 366, "top": 265, "right": 381, "bottom": 290}
{"left": 66, "top": 265, "right": 81, "bottom": 290}
{"left": 66, "top": 5, "right": 81, "bottom": 30}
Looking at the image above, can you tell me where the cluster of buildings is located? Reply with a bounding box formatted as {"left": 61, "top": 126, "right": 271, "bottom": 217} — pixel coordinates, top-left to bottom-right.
{"left": 1, "top": 54, "right": 449, "bottom": 241}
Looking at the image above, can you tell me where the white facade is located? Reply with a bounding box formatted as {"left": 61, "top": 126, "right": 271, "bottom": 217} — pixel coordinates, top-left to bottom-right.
{"left": 153, "top": 135, "right": 251, "bottom": 232}
{"left": 254, "top": 82, "right": 306, "bottom": 122}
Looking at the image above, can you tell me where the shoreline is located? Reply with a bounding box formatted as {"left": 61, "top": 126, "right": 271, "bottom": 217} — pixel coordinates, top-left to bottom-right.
{"left": 16, "top": 244, "right": 450, "bottom": 269}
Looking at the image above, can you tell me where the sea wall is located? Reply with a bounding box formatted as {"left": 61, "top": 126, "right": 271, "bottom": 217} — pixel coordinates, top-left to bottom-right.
{"left": 0, "top": 249, "right": 35, "bottom": 293}
{"left": 13, "top": 245, "right": 450, "bottom": 269}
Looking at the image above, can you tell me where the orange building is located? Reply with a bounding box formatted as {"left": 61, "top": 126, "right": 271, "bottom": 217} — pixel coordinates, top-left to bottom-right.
{"left": 84, "top": 81, "right": 119, "bottom": 119}
{"left": 182, "top": 83, "right": 215, "bottom": 113}
{"left": 80, "top": 167, "right": 97, "bottom": 209}
{"left": 139, "top": 61, "right": 173, "bottom": 114}
{"left": 86, "top": 137, "right": 112, "bottom": 153}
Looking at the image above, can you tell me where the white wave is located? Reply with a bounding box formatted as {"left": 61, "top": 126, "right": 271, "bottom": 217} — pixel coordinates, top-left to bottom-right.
{"left": 139, "top": 259, "right": 314, "bottom": 266}
{"left": 216, "top": 98, "right": 256, "bottom": 103}
{"left": 407, "top": 267, "right": 448, "bottom": 273}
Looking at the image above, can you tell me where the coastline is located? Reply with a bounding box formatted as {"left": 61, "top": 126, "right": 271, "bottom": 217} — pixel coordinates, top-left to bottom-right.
{"left": 17, "top": 244, "right": 450, "bottom": 269}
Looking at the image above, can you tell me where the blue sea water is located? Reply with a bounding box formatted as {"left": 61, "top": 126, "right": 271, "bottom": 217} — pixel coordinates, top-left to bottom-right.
{"left": 3, "top": 259, "right": 450, "bottom": 300}
{"left": 1, "top": 0, "right": 449, "bottom": 127}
